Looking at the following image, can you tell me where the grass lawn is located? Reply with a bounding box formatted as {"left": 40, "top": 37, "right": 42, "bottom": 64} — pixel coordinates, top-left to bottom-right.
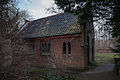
{"left": 95, "top": 53, "right": 116, "bottom": 65}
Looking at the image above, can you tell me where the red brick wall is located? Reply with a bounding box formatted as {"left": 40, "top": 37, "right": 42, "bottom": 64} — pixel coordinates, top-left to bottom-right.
{"left": 28, "top": 34, "right": 86, "bottom": 69}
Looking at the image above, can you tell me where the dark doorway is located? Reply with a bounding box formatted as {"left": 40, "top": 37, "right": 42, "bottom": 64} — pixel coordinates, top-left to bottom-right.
{"left": 92, "top": 39, "right": 94, "bottom": 61}
{"left": 87, "top": 36, "right": 90, "bottom": 65}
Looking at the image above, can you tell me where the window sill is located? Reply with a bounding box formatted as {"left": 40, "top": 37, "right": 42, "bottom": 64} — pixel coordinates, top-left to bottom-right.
{"left": 28, "top": 52, "right": 34, "bottom": 55}
{"left": 40, "top": 52, "right": 50, "bottom": 56}
{"left": 68, "top": 54, "right": 71, "bottom": 57}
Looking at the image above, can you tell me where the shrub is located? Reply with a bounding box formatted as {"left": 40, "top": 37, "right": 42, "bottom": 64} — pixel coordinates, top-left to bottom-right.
{"left": 28, "top": 73, "right": 76, "bottom": 80}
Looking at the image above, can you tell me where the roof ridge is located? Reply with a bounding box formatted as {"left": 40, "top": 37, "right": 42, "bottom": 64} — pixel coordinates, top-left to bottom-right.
{"left": 32, "top": 13, "right": 65, "bottom": 22}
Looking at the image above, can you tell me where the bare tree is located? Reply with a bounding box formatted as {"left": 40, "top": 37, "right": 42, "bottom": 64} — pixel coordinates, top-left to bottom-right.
{"left": 0, "top": 0, "right": 32, "bottom": 80}
{"left": 48, "top": 38, "right": 74, "bottom": 76}
{"left": 49, "top": 52, "right": 67, "bottom": 75}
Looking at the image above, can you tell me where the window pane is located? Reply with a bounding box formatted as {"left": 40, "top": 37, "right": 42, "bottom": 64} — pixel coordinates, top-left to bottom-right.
{"left": 40, "top": 43, "right": 42, "bottom": 52}
{"left": 68, "top": 42, "right": 71, "bottom": 55}
{"left": 42, "top": 43, "right": 44, "bottom": 52}
{"left": 63, "top": 42, "right": 66, "bottom": 55}
{"left": 45, "top": 43, "right": 47, "bottom": 52}
{"left": 48, "top": 43, "right": 50, "bottom": 52}
{"left": 29, "top": 42, "right": 34, "bottom": 54}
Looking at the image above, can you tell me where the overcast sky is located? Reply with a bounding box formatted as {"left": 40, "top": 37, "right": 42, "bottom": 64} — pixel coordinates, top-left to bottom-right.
{"left": 18, "top": 0, "right": 57, "bottom": 20}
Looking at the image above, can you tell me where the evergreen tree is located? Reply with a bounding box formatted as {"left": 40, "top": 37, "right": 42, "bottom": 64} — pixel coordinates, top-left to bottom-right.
{"left": 54, "top": 0, "right": 120, "bottom": 53}
{"left": 109, "top": 2, "right": 120, "bottom": 53}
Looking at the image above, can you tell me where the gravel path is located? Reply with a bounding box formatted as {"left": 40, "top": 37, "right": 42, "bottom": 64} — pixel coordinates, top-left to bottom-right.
{"left": 83, "top": 63, "right": 114, "bottom": 74}
{"left": 75, "top": 63, "right": 120, "bottom": 80}
{"left": 76, "top": 71, "right": 120, "bottom": 80}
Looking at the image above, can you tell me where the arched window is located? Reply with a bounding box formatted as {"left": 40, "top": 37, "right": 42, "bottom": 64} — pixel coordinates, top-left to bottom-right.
{"left": 44, "top": 43, "right": 47, "bottom": 52}
{"left": 29, "top": 41, "right": 34, "bottom": 54}
{"left": 48, "top": 43, "right": 50, "bottom": 52}
{"left": 63, "top": 42, "right": 66, "bottom": 55}
{"left": 42, "top": 43, "right": 44, "bottom": 52}
{"left": 68, "top": 42, "right": 71, "bottom": 56}
{"left": 40, "top": 43, "right": 42, "bottom": 52}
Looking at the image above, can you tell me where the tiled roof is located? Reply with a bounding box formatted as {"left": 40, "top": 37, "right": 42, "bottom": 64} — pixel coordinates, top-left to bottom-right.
{"left": 20, "top": 13, "right": 81, "bottom": 38}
